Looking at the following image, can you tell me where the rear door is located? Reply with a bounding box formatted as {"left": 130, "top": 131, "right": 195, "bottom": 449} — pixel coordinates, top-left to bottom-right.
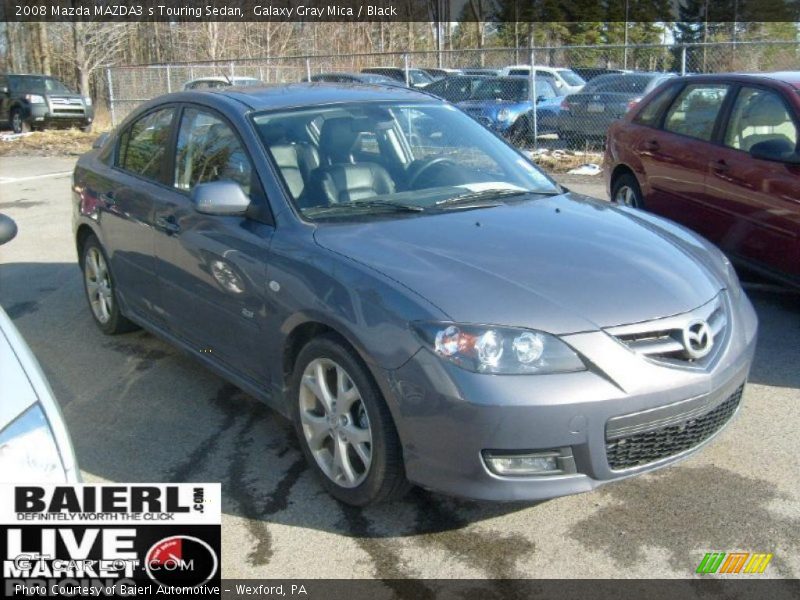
{"left": 706, "top": 84, "right": 800, "bottom": 278}
{"left": 153, "top": 105, "right": 276, "bottom": 384}
{"left": 635, "top": 82, "right": 731, "bottom": 237}
{"left": 102, "top": 106, "right": 177, "bottom": 323}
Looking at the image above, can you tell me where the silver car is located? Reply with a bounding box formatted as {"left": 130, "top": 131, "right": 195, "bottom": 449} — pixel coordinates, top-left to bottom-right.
{"left": 72, "top": 85, "right": 756, "bottom": 506}
{"left": 0, "top": 215, "right": 79, "bottom": 483}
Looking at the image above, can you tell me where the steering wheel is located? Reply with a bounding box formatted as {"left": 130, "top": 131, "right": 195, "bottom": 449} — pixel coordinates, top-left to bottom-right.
{"left": 406, "top": 157, "right": 459, "bottom": 190}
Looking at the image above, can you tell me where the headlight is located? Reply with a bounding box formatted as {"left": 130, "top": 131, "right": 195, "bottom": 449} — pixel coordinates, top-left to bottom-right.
{"left": 413, "top": 322, "right": 585, "bottom": 374}
{"left": 24, "top": 94, "right": 45, "bottom": 104}
{"left": 722, "top": 254, "right": 742, "bottom": 299}
{"left": 0, "top": 405, "right": 67, "bottom": 482}
{"left": 84, "top": 97, "right": 92, "bottom": 106}
{"left": 497, "top": 108, "right": 511, "bottom": 122}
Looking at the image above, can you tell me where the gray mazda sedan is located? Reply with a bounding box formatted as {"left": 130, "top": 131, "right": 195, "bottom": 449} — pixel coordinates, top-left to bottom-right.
{"left": 72, "top": 84, "right": 757, "bottom": 506}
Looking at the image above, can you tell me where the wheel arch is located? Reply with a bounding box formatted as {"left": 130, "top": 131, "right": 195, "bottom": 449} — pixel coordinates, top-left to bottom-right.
{"left": 609, "top": 163, "right": 637, "bottom": 190}
{"left": 75, "top": 223, "right": 99, "bottom": 266}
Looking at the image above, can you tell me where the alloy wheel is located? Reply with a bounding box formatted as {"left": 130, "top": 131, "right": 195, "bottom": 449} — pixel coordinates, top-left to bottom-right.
{"left": 84, "top": 247, "right": 113, "bottom": 324}
{"left": 615, "top": 185, "right": 638, "bottom": 207}
{"left": 298, "top": 358, "right": 372, "bottom": 488}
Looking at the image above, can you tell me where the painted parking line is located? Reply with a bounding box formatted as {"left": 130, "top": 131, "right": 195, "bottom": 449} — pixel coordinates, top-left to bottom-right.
{"left": 0, "top": 171, "right": 73, "bottom": 184}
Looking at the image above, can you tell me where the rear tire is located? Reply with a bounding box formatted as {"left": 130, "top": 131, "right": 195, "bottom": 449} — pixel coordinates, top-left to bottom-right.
{"left": 80, "top": 235, "right": 138, "bottom": 335}
{"left": 611, "top": 172, "right": 644, "bottom": 209}
{"left": 290, "top": 335, "right": 410, "bottom": 506}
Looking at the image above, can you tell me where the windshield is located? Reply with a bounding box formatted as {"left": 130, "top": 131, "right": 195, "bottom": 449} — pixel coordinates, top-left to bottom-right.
{"left": 557, "top": 69, "right": 585, "bottom": 86}
{"left": 472, "top": 78, "right": 529, "bottom": 101}
{"left": 10, "top": 76, "right": 74, "bottom": 95}
{"left": 253, "top": 102, "right": 559, "bottom": 221}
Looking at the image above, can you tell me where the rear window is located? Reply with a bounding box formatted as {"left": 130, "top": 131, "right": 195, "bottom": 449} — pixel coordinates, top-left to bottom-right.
{"left": 557, "top": 69, "right": 585, "bottom": 86}
{"left": 633, "top": 83, "right": 680, "bottom": 127}
{"left": 586, "top": 75, "right": 655, "bottom": 94}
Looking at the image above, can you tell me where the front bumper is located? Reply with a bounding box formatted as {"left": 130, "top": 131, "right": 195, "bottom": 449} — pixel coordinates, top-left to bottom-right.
{"left": 381, "top": 292, "right": 758, "bottom": 501}
{"left": 558, "top": 113, "right": 621, "bottom": 138}
{"left": 28, "top": 103, "right": 93, "bottom": 126}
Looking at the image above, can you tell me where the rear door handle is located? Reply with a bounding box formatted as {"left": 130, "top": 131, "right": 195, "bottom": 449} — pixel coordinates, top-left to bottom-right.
{"left": 710, "top": 159, "right": 730, "bottom": 173}
{"left": 643, "top": 139, "right": 660, "bottom": 152}
{"left": 155, "top": 215, "right": 180, "bottom": 234}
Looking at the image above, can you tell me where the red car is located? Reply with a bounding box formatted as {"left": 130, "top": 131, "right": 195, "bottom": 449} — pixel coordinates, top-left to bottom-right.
{"left": 605, "top": 72, "right": 800, "bottom": 288}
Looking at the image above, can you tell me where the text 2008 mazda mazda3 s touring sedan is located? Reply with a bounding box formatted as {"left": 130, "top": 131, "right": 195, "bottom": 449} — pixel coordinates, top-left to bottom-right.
{"left": 72, "top": 84, "right": 757, "bottom": 506}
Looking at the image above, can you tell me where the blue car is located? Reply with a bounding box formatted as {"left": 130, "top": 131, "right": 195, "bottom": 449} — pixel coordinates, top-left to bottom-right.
{"left": 457, "top": 76, "right": 560, "bottom": 138}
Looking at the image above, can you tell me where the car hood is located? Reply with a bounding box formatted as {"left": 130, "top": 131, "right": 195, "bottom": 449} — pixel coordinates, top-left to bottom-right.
{"left": 313, "top": 193, "right": 723, "bottom": 333}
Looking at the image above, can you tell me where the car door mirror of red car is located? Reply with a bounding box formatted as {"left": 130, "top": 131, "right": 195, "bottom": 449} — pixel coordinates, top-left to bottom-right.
{"left": 749, "top": 139, "right": 800, "bottom": 165}
{"left": 191, "top": 181, "right": 251, "bottom": 216}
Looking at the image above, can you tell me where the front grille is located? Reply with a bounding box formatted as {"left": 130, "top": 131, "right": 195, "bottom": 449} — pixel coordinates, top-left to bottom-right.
{"left": 605, "top": 384, "right": 744, "bottom": 470}
{"left": 605, "top": 293, "right": 728, "bottom": 369}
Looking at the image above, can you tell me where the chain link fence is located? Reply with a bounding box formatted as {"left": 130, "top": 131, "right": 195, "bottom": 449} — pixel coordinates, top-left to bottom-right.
{"left": 106, "top": 41, "right": 800, "bottom": 171}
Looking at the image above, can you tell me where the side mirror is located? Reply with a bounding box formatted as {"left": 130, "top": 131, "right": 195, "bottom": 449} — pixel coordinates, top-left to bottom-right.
{"left": 92, "top": 132, "right": 110, "bottom": 149}
{"left": 749, "top": 139, "right": 800, "bottom": 165}
{"left": 191, "top": 181, "right": 251, "bottom": 216}
{"left": 536, "top": 95, "right": 547, "bottom": 103}
{"left": 0, "top": 214, "right": 18, "bottom": 246}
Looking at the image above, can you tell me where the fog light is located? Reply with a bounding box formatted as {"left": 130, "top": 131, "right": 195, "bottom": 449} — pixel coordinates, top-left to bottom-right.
{"left": 483, "top": 450, "right": 561, "bottom": 476}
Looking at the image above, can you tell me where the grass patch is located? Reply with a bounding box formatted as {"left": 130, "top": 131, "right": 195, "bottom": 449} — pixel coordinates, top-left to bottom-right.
{"left": 0, "top": 128, "right": 107, "bottom": 157}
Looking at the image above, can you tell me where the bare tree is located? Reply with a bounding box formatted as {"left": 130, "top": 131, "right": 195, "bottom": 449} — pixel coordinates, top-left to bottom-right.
{"left": 53, "top": 23, "right": 128, "bottom": 97}
{"left": 37, "top": 22, "right": 51, "bottom": 75}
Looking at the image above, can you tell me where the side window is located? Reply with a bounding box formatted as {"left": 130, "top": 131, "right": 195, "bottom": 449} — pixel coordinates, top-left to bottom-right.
{"left": 663, "top": 84, "right": 729, "bottom": 142}
{"left": 723, "top": 87, "right": 798, "bottom": 153}
{"left": 634, "top": 84, "right": 679, "bottom": 127}
{"left": 117, "top": 108, "right": 175, "bottom": 181}
{"left": 174, "top": 108, "right": 253, "bottom": 196}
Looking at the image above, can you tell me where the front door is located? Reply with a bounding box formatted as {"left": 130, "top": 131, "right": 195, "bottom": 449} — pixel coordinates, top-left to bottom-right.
{"left": 153, "top": 106, "right": 275, "bottom": 384}
{"left": 705, "top": 85, "right": 800, "bottom": 279}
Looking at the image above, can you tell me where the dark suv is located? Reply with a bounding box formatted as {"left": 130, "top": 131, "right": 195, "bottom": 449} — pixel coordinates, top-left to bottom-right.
{"left": 1, "top": 74, "right": 94, "bottom": 133}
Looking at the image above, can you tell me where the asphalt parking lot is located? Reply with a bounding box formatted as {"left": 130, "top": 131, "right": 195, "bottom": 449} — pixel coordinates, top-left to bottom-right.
{"left": 1, "top": 156, "right": 798, "bottom": 580}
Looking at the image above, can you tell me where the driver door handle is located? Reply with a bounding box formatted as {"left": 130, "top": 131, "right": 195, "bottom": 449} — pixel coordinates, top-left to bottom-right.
{"left": 155, "top": 215, "right": 180, "bottom": 234}
{"left": 710, "top": 159, "right": 730, "bottom": 173}
{"left": 643, "top": 139, "right": 660, "bottom": 152}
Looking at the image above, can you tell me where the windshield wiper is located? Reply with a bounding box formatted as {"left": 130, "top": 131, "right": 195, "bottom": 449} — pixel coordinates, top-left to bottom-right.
{"left": 304, "top": 200, "right": 425, "bottom": 217}
{"left": 435, "top": 188, "right": 539, "bottom": 208}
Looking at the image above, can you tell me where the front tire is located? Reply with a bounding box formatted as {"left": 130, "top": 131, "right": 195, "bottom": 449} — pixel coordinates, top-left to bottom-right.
{"left": 10, "top": 109, "right": 30, "bottom": 134}
{"left": 291, "top": 335, "right": 409, "bottom": 506}
{"left": 81, "top": 236, "right": 138, "bottom": 335}
{"left": 611, "top": 172, "right": 645, "bottom": 209}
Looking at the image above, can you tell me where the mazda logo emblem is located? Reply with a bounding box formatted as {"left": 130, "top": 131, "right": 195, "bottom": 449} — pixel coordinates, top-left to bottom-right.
{"left": 682, "top": 319, "right": 713, "bottom": 359}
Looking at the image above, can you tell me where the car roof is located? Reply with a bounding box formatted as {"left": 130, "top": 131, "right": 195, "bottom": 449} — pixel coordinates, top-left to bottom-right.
{"left": 676, "top": 71, "right": 800, "bottom": 89}
{"left": 151, "top": 82, "right": 438, "bottom": 114}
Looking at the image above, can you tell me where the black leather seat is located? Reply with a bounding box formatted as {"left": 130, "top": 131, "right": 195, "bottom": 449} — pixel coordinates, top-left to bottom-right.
{"left": 266, "top": 143, "right": 320, "bottom": 200}
{"left": 261, "top": 122, "right": 320, "bottom": 200}
{"left": 303, "top": 117, "right": 395, "bottom": 207}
